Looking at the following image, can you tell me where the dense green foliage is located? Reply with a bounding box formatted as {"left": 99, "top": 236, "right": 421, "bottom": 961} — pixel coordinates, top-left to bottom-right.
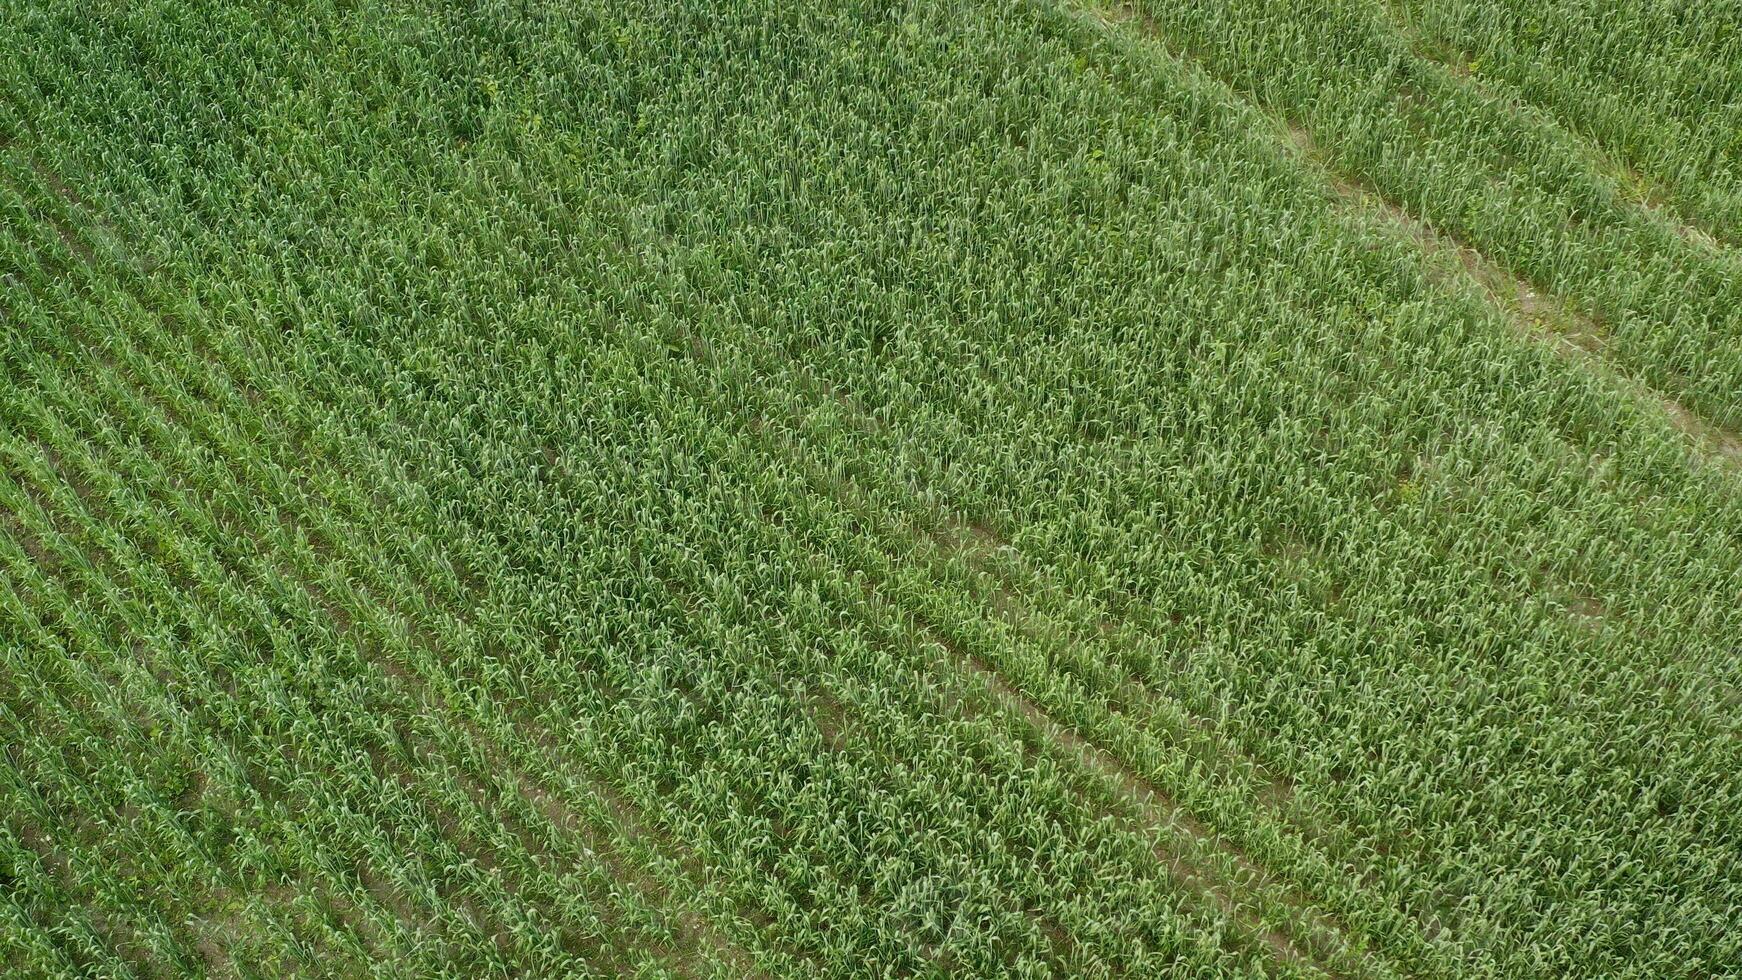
{"left": 1388, "top": 0, "right": 1742, "bottom": 237}
{"left": 2, "top": 1, "right": 1739, "bottom": 977}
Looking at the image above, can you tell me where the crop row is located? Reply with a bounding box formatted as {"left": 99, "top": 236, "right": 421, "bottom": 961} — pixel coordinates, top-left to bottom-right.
{"left": 3, "top": 0, "right": 1740, "bottom": 976}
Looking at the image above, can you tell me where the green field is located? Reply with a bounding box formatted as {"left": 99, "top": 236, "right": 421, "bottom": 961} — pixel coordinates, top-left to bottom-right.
{"left": 3, "top": 1, "right": 1740, "bottom": 976}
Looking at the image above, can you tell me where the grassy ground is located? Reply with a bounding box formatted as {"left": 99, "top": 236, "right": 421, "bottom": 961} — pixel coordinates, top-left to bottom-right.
{"left": 3, "top": 1, "right": 1739, "bottom": 976}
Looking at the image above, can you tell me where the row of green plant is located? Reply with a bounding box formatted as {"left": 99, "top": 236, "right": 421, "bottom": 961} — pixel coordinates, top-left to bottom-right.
{"left": 2, "top": 0, "right": 1739, "bottom": 976}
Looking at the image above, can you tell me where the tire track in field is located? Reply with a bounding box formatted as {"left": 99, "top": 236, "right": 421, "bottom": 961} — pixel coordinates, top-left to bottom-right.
{"left": 884, "top": 545, "right": 1385, "bottom": 979}
{"left": 1, "top": 154, "right": 765, "bottom": 979}
{"left": 640, "top": 314, "right": 1433, "bottom": 975}
{"left": 1066, "top": 2, "right": 1742, "bottom": 965}
{"left": 246, "top": 129, "right": 1340, "bottom": 970}
{"left": 1371, "top": 1, "right": 1736, "bottom": 254}
{"left": 736, "top": 413, "right": 1398, "bottom": 978}
{"left": 638, "top": 547, "right": 1087, "bottom": 976}
{"left": 451, "top": 496, "right": 1079, "bottom": 976}
{"left": 456, "top": 174, "right": 1309, "bottom": 967}
{"left": 754, "top": 497, "right": 1242, "bottom": 973}
{"left": 902, "top": 604, "right": 1325, "bottom": 974}
{"left": 519, "top": 105, "right": 1431, "bottom": 974}
{"left": 703, "top": 291, "right": 1449, "bottom": 974}
{"left": 659, "top": 536, "right": 1085, "bottom": 975}
{"left": 1276, "top": 122, "right": 1742, "bottom": 471}
{"left": 10, "top": 88, "right": 1372, "bottom": 974}
{"left": 1077, "top": 0, "right": 1742, "bottom": 475}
